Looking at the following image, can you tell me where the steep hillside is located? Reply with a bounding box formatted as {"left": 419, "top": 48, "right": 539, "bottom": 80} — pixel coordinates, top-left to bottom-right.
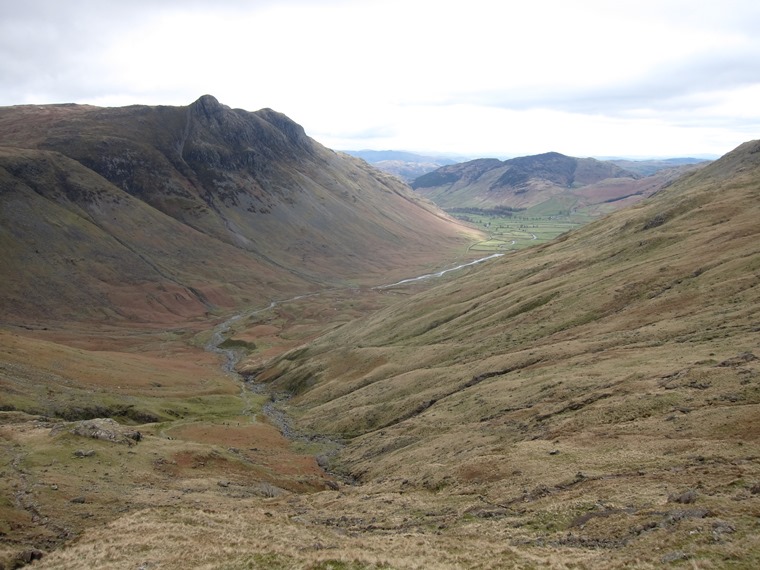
{"left": 253, "top": 140, "right": 760, "bottom": 566}
{"left": 411, "top": 151, "right": 699, "bottom": 214}
{"left": 0, "top": 96, "right": 476, "bottom": 324}
{"left": 0, "top": 97, "right": 481, "bottom": 568}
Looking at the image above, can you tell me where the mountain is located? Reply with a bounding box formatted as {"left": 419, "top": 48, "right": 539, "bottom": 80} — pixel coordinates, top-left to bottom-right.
{"left": 250, "top": 140, "right": 760, "bottom": 566}
{"left": 0, "top": 96, "right": 476, "bottom": 324}
{"left": 411, "top": 151, "right": 705, "bottom": 214}
{"left": 343, "top": 150, "right": 461, "bottom": 163}
{"left": 608, "top": 157, "right": 711, "bottom": 177}
{"left": 0, "top": 97, "right": 478, "bottom": 566}
{"left": 342, "top": 149, "right": 460, "bottom": 182}
{"left": 2, "top": 93, "right": 756, "bottom": 567}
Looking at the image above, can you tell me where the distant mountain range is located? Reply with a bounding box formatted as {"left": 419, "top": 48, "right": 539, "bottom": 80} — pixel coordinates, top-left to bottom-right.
{"left": 343, "top": 149, "right": 710, "bottom": 188}
{"left": 0, "top": 96, "right": 474, "bottom": 323}
{"left": 410, "top": 151, "right": 709, "bottom": 215}
{"left": 341, "top": 149, "right": 463, "bottom": 182}
{"left": 607, "top": 157, "right": 711, "bottom": 176}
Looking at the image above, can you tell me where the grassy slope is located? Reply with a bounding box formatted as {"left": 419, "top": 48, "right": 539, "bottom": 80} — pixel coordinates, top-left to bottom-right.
{"left": 0, "top": 147, "right": 290, "bottom": 323}
{"left": 4, "top": 136, "right": 758, "bottom": 568}
{"left": 0, "top": 98, "right": 479, "bottom": 324}
{"left": 27, "top": 141, "right": 759, "bottom": 569}
{"left": 252, "top": 140, "right": 760, "bottom": 567}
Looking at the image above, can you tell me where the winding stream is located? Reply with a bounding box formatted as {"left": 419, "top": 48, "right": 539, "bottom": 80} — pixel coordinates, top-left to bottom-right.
{"left": 373, "top": 253, "right": 503, "bottom": 289}
{"left": 204, "top": 253, "right": 504, "bottom": 435}
{"left": 207, "top": 253, "right": 504, "bottom": 374}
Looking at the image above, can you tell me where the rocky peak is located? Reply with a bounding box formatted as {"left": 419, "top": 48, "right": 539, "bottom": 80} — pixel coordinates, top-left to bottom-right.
{"left": 184, "top": 96, "right": 312, "bottom": 156}
{"left": 190, "top": 94, "right": 226, "bottom": 121}
{"left": 256, "top": 107, "right": 310, "bottom": 149}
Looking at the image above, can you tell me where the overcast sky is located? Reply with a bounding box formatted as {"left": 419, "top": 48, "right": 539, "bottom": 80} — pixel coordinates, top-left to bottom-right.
{"left": 2, "top": 0, "right": 759, "bottom": 158}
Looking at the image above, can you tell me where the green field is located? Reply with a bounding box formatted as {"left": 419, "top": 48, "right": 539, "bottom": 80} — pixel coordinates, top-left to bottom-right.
{"left": 451, "top": 206, "right": 595, "bottom": 252}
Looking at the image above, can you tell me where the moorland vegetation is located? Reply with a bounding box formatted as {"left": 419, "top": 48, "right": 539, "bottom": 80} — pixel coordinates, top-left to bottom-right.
{"left": 0, "top": 97, "right": 758, "bottom": 568}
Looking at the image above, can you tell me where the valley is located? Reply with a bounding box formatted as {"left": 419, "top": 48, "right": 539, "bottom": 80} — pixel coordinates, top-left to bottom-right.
{"left": 454, "top": 210, "right": 594, "bottom": 252}
{"left": 0, "top": 254, "right": 508, "bottom": 569}
{"left": 0, "top": 97, "right": 758, "bottom": 569}
{"left": 411, "top": 151, "right": 707, "bottom": 223}
{"left": 412, "top": 152, "right": 709, "bottom": 257}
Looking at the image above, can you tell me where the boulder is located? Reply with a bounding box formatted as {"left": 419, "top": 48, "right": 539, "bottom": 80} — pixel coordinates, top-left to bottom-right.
{"left": 68, "top": 418, "right": 142, "bottom": 446}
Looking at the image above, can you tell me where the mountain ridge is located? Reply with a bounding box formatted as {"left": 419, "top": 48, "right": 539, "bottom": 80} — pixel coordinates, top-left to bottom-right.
{"left": 410, "top": 150, "right": 707, "bottom": 214}
{"left": 0, "top": 96, "right": 477, "bottom": 323}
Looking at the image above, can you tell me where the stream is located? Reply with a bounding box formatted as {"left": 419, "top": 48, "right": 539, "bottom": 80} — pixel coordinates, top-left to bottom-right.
{"left": 206, "top": 253, "right": 504, "bottom": 374}
{"left": 373, "top": 253, "right": 503, "bottom": 289}
{"left": 204, "top": 253, "right": 504, "bottom": 436}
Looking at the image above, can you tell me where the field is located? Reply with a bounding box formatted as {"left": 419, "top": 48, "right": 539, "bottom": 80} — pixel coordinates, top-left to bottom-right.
{"left": 451, "top": 205, "right": 595, "bottom": 252}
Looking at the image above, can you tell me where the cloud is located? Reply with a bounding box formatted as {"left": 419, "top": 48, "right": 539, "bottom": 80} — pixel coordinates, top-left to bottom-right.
{"left": 1, "top": 0, "right": 758, "bottom": 157}
{"left": 454, "top": 48, "right": 760, "bottom": 114}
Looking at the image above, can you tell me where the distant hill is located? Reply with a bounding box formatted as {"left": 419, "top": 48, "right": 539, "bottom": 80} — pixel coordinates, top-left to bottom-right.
{"left": 342, "top": 149, "right": 460, "bottom": 182}
{"left": 411, "top": 151, "right": 708, "bottom": 215}
{"left": 0, "top": 96, "right": 475, "bottom": 324}
{"left": 412, "top": 151, "right": 639, "bottom": 209}
{"left": 608, "top": 157, "right": 711, "bottom": 176}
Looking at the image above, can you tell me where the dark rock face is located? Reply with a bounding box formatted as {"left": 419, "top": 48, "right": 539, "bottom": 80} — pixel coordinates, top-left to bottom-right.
{"left": 191, "top": 94, "right": 225, "bottom": 121}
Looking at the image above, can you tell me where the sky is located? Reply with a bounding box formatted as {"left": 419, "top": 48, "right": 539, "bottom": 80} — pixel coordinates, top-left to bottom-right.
{"left": 2, "top": 0, "right": 759, "bottom": 159}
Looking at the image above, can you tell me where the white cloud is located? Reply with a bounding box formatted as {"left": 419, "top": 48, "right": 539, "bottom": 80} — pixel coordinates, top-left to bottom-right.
{"left": 1, "top": 0, "right": 759, "bottom": 157}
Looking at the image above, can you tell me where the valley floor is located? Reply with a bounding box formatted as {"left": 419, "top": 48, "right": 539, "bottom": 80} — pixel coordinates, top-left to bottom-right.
{"left": 3, "top": 287, "right": 758, "bottom": 569}
{"left": 3, "top": 242, "right": 760, "bottom": 569}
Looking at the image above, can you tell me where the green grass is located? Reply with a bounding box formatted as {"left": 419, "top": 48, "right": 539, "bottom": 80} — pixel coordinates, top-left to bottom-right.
{"left": 454, "top": 210, "right": 592, "bottom": 252}
{"left": 218, "top": 338, "right": 257, "bottom": 351}
{"left": 158, "top": 394, "right": 249, "bottom": 422}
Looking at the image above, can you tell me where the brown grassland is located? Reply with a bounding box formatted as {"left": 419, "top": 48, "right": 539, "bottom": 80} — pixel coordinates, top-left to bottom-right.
{"left": 0, "top": 139, "right": 759, "bottom": 569}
